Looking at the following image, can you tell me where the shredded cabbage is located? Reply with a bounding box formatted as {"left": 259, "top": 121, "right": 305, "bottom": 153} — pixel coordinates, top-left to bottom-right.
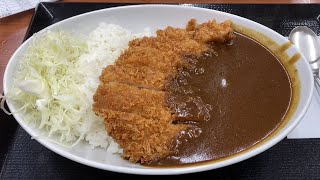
{"left": 5, "top": 31, "right": 103, "bottom": 145}
{"left": 2, "top": 24, "right": 146, "bottom": 151}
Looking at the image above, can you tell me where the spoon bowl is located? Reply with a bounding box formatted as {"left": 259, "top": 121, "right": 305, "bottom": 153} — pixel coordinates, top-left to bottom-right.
{"left": 289, "top": 26, "right": 320, "bottom": 93}
{"left": 289, "top": 26, "right": 320, "bottom": 74}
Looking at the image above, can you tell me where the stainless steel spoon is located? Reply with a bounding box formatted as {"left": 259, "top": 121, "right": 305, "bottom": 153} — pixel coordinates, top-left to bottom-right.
{"left": 289, "top": 26, "right": 320, "bottom": 94}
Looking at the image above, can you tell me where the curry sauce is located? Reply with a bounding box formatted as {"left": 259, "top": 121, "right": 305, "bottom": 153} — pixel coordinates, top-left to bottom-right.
{"left": 149, "top": 33, "right": 292, "bottom": 166}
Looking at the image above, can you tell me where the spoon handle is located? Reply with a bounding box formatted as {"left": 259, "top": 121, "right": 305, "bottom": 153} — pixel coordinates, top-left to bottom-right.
{"left": 315, "top": 75, "right": 320, "bottom": 95}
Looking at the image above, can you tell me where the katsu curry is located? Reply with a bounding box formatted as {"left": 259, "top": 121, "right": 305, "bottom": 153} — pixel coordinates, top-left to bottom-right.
{"left": 93, "top": 19, "right": 292, "bottom": 166}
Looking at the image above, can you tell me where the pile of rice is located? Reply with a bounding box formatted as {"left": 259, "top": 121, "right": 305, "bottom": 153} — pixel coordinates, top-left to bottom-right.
{"left": 5, "top": 23, "right": 150, "bottom": 153}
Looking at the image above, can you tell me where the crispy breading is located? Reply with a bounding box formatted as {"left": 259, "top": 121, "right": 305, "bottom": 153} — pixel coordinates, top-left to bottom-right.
{"left": 188, "top": 19, "right": 235, "bottom": 43}
{"left": 93, "top": 19, "right": 235, "bottom": 163}
{"left": 115, "top": 46, "right": 182, "bottom": 74}
{"left": 93, "top": 82, "right": 173, "bottom": 120}
{"left": 101, "top": 110, "right": 186, "bottom": 163}
{"left": 129, "top": 28, "right": 206, "bottom": 55}
{"left": 100, "top": 65, "right": 167, "bottom": 90}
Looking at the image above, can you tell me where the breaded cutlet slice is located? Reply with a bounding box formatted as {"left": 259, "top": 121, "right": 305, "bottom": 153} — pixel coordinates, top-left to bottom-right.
{"left": 115, "top": 46, "right": 183, "bottom": 74}
{"left": 101, "top": 110, "right": 187, "bottom": 163}
{"left": 129, "top": 32, "right": 205, "bottom": 55}
{"left": 128, "top": 19, "right": 234, "bottom": 56}
{"left": 186, "top": 19, "right": 235, "bottom": 43}
{"left": 93, "top": 82, "right": 173, "bottom": 121}
{"left": 99, "top": 65, "right": 167, "bottom": 90}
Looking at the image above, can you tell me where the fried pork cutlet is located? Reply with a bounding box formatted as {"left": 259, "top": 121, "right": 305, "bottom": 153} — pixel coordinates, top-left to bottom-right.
{"left": 100, "top": 65, "right": 167, "bottom": 90}
{"left": 93, "top": 82, "right": 173, "bottom": 121}
{"left": 186, "top": 19, "right": 235, "bottom": 43}
{"left": 101, "top": 110, "right": 186, "bottom": 163}
{"left": 93, "top": 19, "right": 235, "bottom": 164}
{"left": 116, "top": 47, "right": 183, "bottom": 74}
{"left": 128, "top": 32, "right": 205, "bottom": 55}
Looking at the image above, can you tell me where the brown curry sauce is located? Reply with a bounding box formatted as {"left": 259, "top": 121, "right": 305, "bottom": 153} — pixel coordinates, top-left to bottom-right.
{"left": 147, "top": 27, "right": 300, "bottom": 167}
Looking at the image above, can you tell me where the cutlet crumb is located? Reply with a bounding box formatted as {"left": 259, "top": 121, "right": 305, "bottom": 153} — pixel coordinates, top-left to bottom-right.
{"left": 102, "top": 110, "right": 186, "bottom": 163}
{"left": 93, "top": 19, "right": 235, "bottom": 163}
{"left": 93, "top": 82, "right": 173, "bottom": 120}
{"left": 100, "top": 65, "right": 167, "bottom": 90}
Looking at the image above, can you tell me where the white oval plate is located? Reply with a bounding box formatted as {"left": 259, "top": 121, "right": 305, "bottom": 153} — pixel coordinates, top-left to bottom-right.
{"left": 3, "top": 5, "right": 314, "bottom": 175}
